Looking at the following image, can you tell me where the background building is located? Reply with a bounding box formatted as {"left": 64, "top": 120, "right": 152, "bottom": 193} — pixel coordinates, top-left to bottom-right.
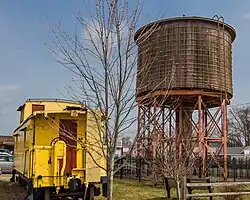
{"left": 0, "top": 135, "right": 14, "bottom": 152}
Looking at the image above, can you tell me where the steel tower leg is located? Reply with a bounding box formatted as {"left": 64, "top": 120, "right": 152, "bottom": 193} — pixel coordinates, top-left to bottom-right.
{"left": 222, "top": 98, "right": 228, "bottom": 180}
{"left": 137, "top": 94, "right": 228, "bottom": 180}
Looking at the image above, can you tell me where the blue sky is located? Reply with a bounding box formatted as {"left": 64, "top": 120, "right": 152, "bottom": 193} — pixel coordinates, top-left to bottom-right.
{"left": 0, "top": 0, "right": 250, "bottom": 134}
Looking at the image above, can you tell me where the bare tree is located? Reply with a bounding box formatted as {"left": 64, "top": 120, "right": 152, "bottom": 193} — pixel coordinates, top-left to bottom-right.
{"left": 48, "top": 0, "right": 159, "bottom": 199}
{"left": 153, "top": 127, "right": 200, "bottom": 199}
{"left": 228, "top": 106, "right": 250, "bottom": 147}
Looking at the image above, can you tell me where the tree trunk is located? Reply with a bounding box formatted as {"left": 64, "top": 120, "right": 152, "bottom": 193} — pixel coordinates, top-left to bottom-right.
{"left": 107, "top": 155, "right": 115, "bottom": 200}
{"left": 176, "top": 180, "right": 181, "bottom": 200}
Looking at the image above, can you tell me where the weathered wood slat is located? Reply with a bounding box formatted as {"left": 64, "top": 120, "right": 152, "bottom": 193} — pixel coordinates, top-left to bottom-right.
{"left": 187, "top": 182, "right": 250, "bottom": 187}
{"left": 187, "top": 177, "right": 210, "bottom": 181}
{"left": 187, "top": 191, "right": 250, "bottom": 197}
{"left": 191, "top": 186, "right": 213, "bottom": 190}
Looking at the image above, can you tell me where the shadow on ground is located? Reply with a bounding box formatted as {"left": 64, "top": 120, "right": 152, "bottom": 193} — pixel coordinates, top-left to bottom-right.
{"left": 0, "top": 175, "right": 26, "bottom": 200}
{"left": 145, "top": 198, "right": 175, "bottom": 200}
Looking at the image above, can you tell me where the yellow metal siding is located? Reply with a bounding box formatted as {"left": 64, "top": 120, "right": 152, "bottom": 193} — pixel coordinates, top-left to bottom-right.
{"left": 76, "top": 118, "right": 86, "bottom": 169}
{"left": 33, "top": 146, "right": 53, "bottom": 187}
{"left": 14, "top": 120, "right": 33, "bottom": 177}
{"left": 32, "top": 114, "right": 87, "bottom": 188}
{"left": 22, "top": 101, "right": 83, "bottom": 122}
{"left": 85, "top": 111, "right": 106, "bottom": 182}
{"left": 35, "top": 116, "right": 59, "bottom": 146}
{"left": 14, "top": 100, "right": 106, "bottom": 189}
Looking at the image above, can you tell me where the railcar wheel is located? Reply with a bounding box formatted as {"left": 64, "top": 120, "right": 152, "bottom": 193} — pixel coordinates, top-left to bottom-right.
{"left": 10, "top": 176, "right": 15, "bottom": 182}
{"left": 10, "top": 170, "right": 15, "bottom": 182}
{"left": 33, "top": 188, "right": 45, "bottom": 200}
{"left": 86, "top": 184, "right": 95, "bottom": 200}
{"left": 18, "top": 176, "right": 24, "bottom": 186}
{"left": 25, "top": 193, "right": 33, "bottom": 200}
{"left": 44, "top": 188, "right": 51, "bottom": 200}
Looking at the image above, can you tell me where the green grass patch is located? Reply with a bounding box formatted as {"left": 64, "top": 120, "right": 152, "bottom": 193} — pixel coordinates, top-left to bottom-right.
{"left": 96, "top": 179, "right": 169, "bottom": 200}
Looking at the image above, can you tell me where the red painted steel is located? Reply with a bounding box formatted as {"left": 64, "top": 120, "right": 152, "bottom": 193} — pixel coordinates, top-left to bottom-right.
{"left": 59, "top": 119, "right": 77, "bottom": 174}
{"left": 32, "top": 104, "right": 45, "bottom": 113}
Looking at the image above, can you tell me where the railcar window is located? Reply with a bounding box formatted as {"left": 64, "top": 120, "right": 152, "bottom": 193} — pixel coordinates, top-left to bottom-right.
{"left": 24, "top": 128, "right": 27, "bottom": 148}
{"left": 32, "top": 104, "right": 45, "bottom": 113}
{"left": 20, "top": 109, "right": 24, "bottom": 123}
{"left": 15, "top": 135, "right": 18, "bottom": 151}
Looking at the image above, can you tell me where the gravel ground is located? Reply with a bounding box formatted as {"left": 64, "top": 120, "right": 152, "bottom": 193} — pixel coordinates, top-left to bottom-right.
{"left": 0, "top": 174, "right": 27, "bottom": 200}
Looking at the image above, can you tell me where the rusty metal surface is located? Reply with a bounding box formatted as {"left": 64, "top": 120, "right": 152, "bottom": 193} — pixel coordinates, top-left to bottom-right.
{"left": 136, "top": 89, "right": 226, "bottom": 108}
{"left": 135, "top": 17, "right": 236, "bottom": 103}
{"left": 137, "top": 95, "right": 229, "bottom": 179}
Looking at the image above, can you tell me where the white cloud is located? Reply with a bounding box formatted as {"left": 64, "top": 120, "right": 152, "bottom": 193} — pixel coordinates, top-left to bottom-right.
{"left": 0, "top": 84, "right": 21, "bottom": 134}
{"left": 243, "top": 13, "right": 250, "bottom": 20}
{"left": 0, "top": 84, "right": 20, "bottom": 92}
{"left": 0, "top": 84, "right": 21, "bottom": 105}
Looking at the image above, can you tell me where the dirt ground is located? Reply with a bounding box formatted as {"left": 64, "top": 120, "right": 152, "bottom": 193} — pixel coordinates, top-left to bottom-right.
{"left": 0, "top": 174, "right": 27, "bottom": 200}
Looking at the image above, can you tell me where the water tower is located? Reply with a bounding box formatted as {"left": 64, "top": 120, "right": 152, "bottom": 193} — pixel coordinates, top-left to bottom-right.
{"left": 135, "top": 16, "right": 236, "bottom": 179}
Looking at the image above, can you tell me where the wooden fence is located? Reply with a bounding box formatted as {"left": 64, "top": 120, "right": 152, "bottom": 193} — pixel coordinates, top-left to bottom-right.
{"left": 114, "top": 156, "right": 250, "bottom": 182}
{"left": 183, "top": 178, "right": 250, "bottom": 199}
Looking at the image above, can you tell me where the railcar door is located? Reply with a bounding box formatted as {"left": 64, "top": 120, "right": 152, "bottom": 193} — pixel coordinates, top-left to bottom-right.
{"left": 59, "top": 119, "right": 77, "bottom": 174}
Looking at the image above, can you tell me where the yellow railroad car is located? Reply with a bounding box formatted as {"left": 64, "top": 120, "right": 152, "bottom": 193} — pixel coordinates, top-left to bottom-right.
{"left": 11, "top": 99, "right": 107, "bottom": 200}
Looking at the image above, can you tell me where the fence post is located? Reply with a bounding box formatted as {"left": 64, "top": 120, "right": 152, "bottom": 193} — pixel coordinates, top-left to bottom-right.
{"left": 130, "top": 156, "right": 132, "bottom": 176}
{"left": 147, "top": 161, "right": 150, "bottom": 176}
{"left": 138, "top": 157, "right": 141, "bottom": 182}
{"left": 246, "top": 158, "right": 248, "bottom": 179}
{"left": 199, "top": 157, "right": 202, "bottom": 178}
{"left": 136, "top": 157, "right": 139, "bottom": 178}
{"left": 248, "top": 159, "right": 250, "bottom": 179}
{"left": 207, "top": 159, "right": 210, "bottom": 177}
{"left": 240, "top": 159, "right": 242, "bottom": 178}
{"left": 233, "top": 157, "right": 236, "bottom": 182}
{"left": 120, "top": 157, "right": 123, "bottom": 180}
{"left": 181, "top": 176, "right": 187, "bottom": 200}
